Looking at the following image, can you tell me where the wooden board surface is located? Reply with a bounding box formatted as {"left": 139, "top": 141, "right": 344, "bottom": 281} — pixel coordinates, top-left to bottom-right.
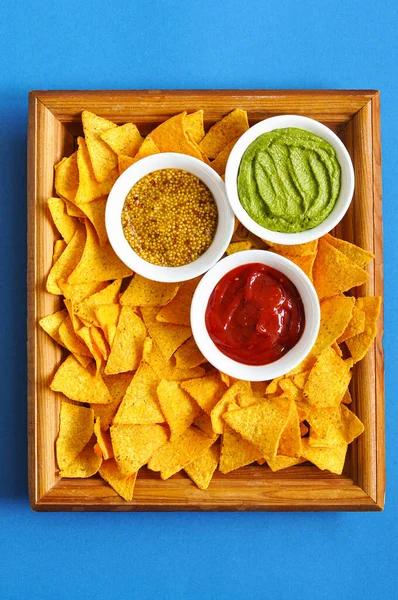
{"left": 27, "top": 90, "right": 384, "bottom": 511}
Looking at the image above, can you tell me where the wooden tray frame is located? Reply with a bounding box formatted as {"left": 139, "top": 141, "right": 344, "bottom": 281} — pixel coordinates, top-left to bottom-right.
{"left": 28, "top": 90, "right": 384, "bottom": 511}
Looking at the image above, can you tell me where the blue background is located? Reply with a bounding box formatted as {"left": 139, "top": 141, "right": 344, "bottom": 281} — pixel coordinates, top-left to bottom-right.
{"left": 0, "top": 1, "right": 397, "bottom": 598}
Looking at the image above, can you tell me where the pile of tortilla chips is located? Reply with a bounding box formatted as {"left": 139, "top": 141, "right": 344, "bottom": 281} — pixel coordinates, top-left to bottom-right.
{"left": 39, "top": 109, "right": 381, "bottom": 502}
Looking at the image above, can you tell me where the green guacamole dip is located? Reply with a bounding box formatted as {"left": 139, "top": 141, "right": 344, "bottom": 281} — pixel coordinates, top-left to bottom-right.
{"left": 237, "top": 127, "right": 341, "bottom": 233}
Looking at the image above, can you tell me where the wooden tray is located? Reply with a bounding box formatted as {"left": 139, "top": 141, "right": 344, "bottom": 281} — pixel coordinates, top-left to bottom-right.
{"left": 28, "top": 90, "right": 384, "bottom": 511}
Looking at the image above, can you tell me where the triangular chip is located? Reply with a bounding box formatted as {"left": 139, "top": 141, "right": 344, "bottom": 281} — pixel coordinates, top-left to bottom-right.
{"left": 39, "top": 309, "right": 68, "bottom": 347}
{"left": 54, "top": 152, "right": 79, "bottom": 201}
{"left": 148, "top": 112, "right": 204, "bottom": 160}
{"left": 155, "top": 277, "right": 200, "bottom": 326}
{"left": 113, "top": 362, "right": 164, "bottom": 425}
{"left": 94, "top": 417, "right": 113, "bottom": 459}
{"left": 82, "top": 110, "right": 118, "bottom": 182}
{"left": 76, "top": 326, "right": 105, "bottom": 372}
{"left": 95, "top": 304, "right": 121, "bottom": 345}
{"left": 48, "top": 197, "right": 80, "bottom": 243}
{"left": 193, "top": 411, "right": 217, "bottom": 439}
{"left": 157, "top": 380, "right": 200, "bottom": 440}
{"left": 346, "top": 296, "right": 381, "bottom": 363}
{"left": 46, "top": 229, "right": 86, "bottom": 295}
{"left": 50, "top": 355, "right": 112, "bottom": 404}
{"left": 121, "top": 274, "right": 179, "bottom": 307}
{"left": 181, "top": 374, "right": 226, "bottom": 414}
{"left": 304, "top": 347, "right": 352, "bottom": 408}
{"left": 118, "top": 138, "right": 160, "bottom": 174}
{"left": 58, "top": 315, "right": 92, "bottom": 357}
{"left": 101, "top": 122, "right": 143, "bottom": 157}
{"left": 111, "top": 424, "right": 169, "bottom": 475}
{"left": 337, "top": 302, "right": 366, "bottom": 343}
{"left": 225, "top": 240, "right": 252, "bottom": 255}
{"left": 68, "top": 222, "right": 133, "bottom": 284}
{"left": 147, "top": 426, "right": 214, "bottom": 480}
{"left": 91, "top": 372, "right": 134, "bottom": 430}
{"left": 311, "top": 295, "right": 355, "bottom": 355}
{"left": 118, "top": 154, "right": 135, "bottom": 174}
{"left": 211, "top": 138, "right": 239, "bottom": 177}
{"left": 277, "top": 401, "right": 302, "bottom": 457}
{"left": 340, "top": 405, "right": 364, "bottom": 443}
{"left": 184, "top": 442, "right": 219, "bottom": 490}
{"left": 297, "top": 401, "right": 341, "bottom": 438}
{"left": 58, "top": 279, "right": 109, "bottom": 303}
{"left": 324, "top": 234, "right": 374, "bottom": 268}
{"left": 141, "top": 307, "right": 191, "bottom": 361}
{"left": 266, "top": 456, "right": 305, "bottom": 472}
{"left": 56, "top": 401, "right": 94, "bottom": 470}
{"left": 59, "top": 438, "right": 102, "bottom": 478}
{"left": 313, "top": 238, "right": 369, "bottom": 299}
{"left": 302, "top": 438, "right": 347, "bottom": 474}
{"left": 99, "top": 458, "right": 138, "bottom": 501}
{"left": 91, "top": 326, "right": 109, "bottom": 360}
{"left": 105, "top": 307, "right": 147, "bottom": 375}
{"left": 210, "top": 380, "right": 252, "bottom": 434}
{"left": 219, "top": 423, "right": 263, "bottom": 474}
{"left": 266, "top": 240, "right": 318, "bottom": 256}
{"left": 74, "top": 137, "right": 117, "bottom": 204}
{"left": 174, "top": 337, "right": 206, "bottom": 369}
{"left": 184, "top": 110, "right": 205, "bottom": 144}
{"left": 76, "top": 197, "right": 108, "bottom": 246}
{"left": 74, "top": 279, "right": 122, "bottom": 327}
{"left": 199, "top": 109, "right": 249, "bottom": 159}
{"left": 144, "top": 338, "right": 206, "bottom": 381}
{"left": 52, "top": 240, "right": 67, "bottom": 265}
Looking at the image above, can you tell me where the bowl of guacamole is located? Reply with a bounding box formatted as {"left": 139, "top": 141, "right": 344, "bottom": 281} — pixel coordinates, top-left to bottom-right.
{"left": 225, "top": 115, "right": 354, "bottom": 245}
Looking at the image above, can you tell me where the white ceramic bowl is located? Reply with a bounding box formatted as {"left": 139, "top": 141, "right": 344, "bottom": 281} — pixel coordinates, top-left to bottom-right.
{"left": 106, "top": 153, "right": 235, "bottom": 283}
{"left": 225, "top": 115, "right": 354, "bottom": 245}
{"left": 190, "top": 250, "right": 320, "bottom": 381}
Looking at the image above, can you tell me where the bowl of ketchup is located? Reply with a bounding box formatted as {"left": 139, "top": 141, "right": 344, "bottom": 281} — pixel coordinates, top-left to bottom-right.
{"left": 190, "top": 250, "right": 320, "bottom": 381}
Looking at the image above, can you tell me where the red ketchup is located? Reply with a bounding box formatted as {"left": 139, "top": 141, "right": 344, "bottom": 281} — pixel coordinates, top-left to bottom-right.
{"left": 205, "top": 263, "right": 305, "bottom": 366}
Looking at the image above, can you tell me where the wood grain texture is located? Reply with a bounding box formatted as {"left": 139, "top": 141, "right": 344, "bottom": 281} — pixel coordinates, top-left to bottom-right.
{"left": 28, "top": 89, "right": 384, "bottom": 511}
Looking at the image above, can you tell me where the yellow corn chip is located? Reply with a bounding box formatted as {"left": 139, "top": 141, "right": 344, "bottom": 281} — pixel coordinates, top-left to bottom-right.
{"left": 302, "top": 438, "right": 347, "bottom": 474}
{"left": 324, "top": 234, "right": 374, "bottom": 269}
{"left": 341, "top": 405, "right": 364, "bottom": 443}
{"left": 184, "top": 110, "right": 205, "bottom": 144}
{"left": 141, "top": 307, "right": 191, "bottom": 361}
{"left": 92, "top": 372, "right": 134, "bottom": 430}
{"left": 148, "top": 112, "right": 204, "bottom": 160}
{"left": 304, "top": 347, "right": 351, "bottom": 408}
{"left": 219, "top": 422, "right": 263, "bottom": 474}
{"left": 113, "top": 362, "right": 164, "bottom": 425}
{"left": 184, "top": 442, "right": 220, "bottom": 490}
{"left": 250, "top": 381, "right": 267, "bottom": 398}
{"left": 286, "top": 252, "right": 317, "bottom": 281}
{"left": 59, "top": 439, "right": 102, "bottom": 478}
{"left": 337, "top": 303, "right": 366, "bottom": 343}
{"left": 76, "top": 326, "right": 105, "bottom": 372}
{"left": 121, "top": 274, "right": 179, "bottom": 307}
{"left": 181, "top": 374, "right": 226, "bottom": 414}
{"left": 91, "top": 326, "right": 109, "bottom": 360}
{"left": 118, "top": 154, "right": 135, "bottom": 174}
{"left": 82, "top": 110, "right": 118, "bottom": 182}
{"left": 267, "top": 456, "right": 305, "bottom": 471}
{"left": 157, "top": 380, "right": 200, "bottom": 440}
{"left": 74, "top": 279, "right": 122, "bottom": 327}
{"left": 211, "top": 138, "right": 239, "bottom": 176}
{"left": 54, "top": 152, "right": 79, "bottom": 202}
{"left": 58, "top": 315, "right": 92, "bottom": 357}
{"left": 313, "top": 238, "right": 369, "bottom": 299}
{"left": 346, "top": 297, "right": 381, "bottom": 363}
{"left": 46, "top": 229, "right": 86, "bottom": 295}
{"left": 199, "top": 109, "right": 249, "bottom": 159}
{"left": 311, "top": 295, "right": 355, "bottom": 355}
{"left": 148, "top": 426, "right": 214, "bottom": 480}
{"left": 278, "top": 379, "right": 303, "bottom": 402}
{"left": 101, "top": 122, "right": 143, "bottom": 157}
{"left": 99, "top": 458, "right": 138, "bottom": 501}
{"left": 74, "top": 136, "right": 117, "bottom": 204}
{"left": 52, "top": 240, "right": 67, "bottom": 265}
{"left": 58, "top": 279, "right": 109, "bottom": 303}
{"left": 156, "top": 278, "right": 200, "bottom": 326}
{"left": 94, "top": 417, "right": 113, "bottom": 460}
{"left": 95, "top": 304, "right": 121, "bottom": 345}
{"left": 297, "top": 402, "right": 341, "bottom": 438}
{"left": 174, "top": 337, "right": 206, "bottom": 369}
{"left": 292, "top": 370, "right": 310, "bottom": 389}
{"left": 266, "top": 240, "right": 318, "bottom": 256}
{"left": 225, "top": 240, "right": 252, "bottom": 255}
{"left": 277, "top": 401, "right": 302, "bottom": 457}
{"left": 68, "top": 222, "right": 133, "bottom": 284}
{"left": 223, "top": 397, "right": 293, "bottom": 459}
{"left": 111, "top": 424, "right": 169, "bottom": 476}
{"left": 342, "top": 389, "right": 352, "bottom": 404}
{"left": 143, "top": 337, "right": 206, "bottom": 381}
{"left": 76, "top": 197, "right": 108, "bottom": 246}
{"left": 211, "top": 380, "right": 252, "bottom": 434}
{"left": 64, "top": 198, "right": 86, "bottom": 217}
{"left": 56, "top": 401, "right": 94, "bottom": 470}
{"left": 48, "top": 197, "right": 80, "bottom": 244}
{"left": 265, "top": 377, "right": 283, "bottom": 395}
{"left": 50, "top": 354, "right": 112, "bottom": 404}
{"left": 105, "top": 307, "right": 147, "bottom": 375}
{"left": 193, "top": 411, "right": 216, "bottom": 439}
{"left": 122, "top": 136, "right": 160, "bottom": 170}
{"left": 39, "top": 309, "right": 68, "bottom": 347}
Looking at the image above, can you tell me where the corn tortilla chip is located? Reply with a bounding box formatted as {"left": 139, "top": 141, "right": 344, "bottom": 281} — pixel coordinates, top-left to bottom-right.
{"left": 337, "top": 303, "right": 366, "bottom": 343}
{"left": 302, "top": 438, "right": 347, "bottom": 474}
{"left": 94, "top": 417, "right": 113, "bottom": 459}
{"left": 346, "top": 297, "right": 381, "bottom": 363}
{"left": 225, "top": 241, "right": 252, "bottom": 255}
{"left": 211, "top": 138, "right": 238, "bottom": 176}
{"left": 157, "top": 380, "right": 200, "bottom": 440}
{"left": 144, "top": 338, "right": 206, "bottom": 381}
{"left": 39, "top": 309, "right": 68, "bottom": 347}
{"left": 59, "top": 439, "right": 102, "bottom": 478}
{"left": 52, "top": 240, "right": 67, "bottom": 265}
{"left": 74, "top": 279, "right": 122, "bottom": 327}
{"left": 219, "top": 422, "right": 263, "bottom": 474}
{"left": 311, "top": 295, "right": 355, "bottom": 355}
{"left": 341, "top": 405, "right": 364, "bottom": 443}
{"left": 118, "top": 154, "right": 135, "bottom": 174}
{"left": 113, "top": 362, "right": 164, "bottom": 425}
{"left": 56, "top": 401, "right": 94, "bottom": 470}
{"left": 155, "top": 278, "right": 200, "bottom": 326}
{"left": 184, "top": 442, "right": 220, "bottom": 490}
{"left": 91, "top": 326, "right": 109, "bottom": 360}
{"left": 74, "top": 136, "right": 117, "bottom": 204}
{"left": 76, "top": 197, "right": 108, "bottom": 246}
{"left": 148, "top": 112, "right": 204, "bottom": 160}
{"left": 111, "top": 424, "right": 169, "bottom": 476}
{"left": 184, "top": 110, "right": 205, "bottom": 144}
{"left": 324, "top": 234, "right": 374, "bottom": 269}
{"left": 121, "top": 274, "right": 179, "bottom": 307}
{"left": 199, "top": 109, "right": 249, "bottom": 159}
{"left": 82, "top": 111, "right": 118, "bottom": 183}
{"left": 105, "top": 307, "right": 147, "bottom": 375}
{"left": 95, "top": 304, "right": 121, "bottom": 345}
{"left": 181, "top": 374, "right": 226, "bottom": 414}
{"left": 58, "top": 315, "right": 92, "bottom": 357}
{"left": 99, "top": 458, "right": 138, "bottom": 501}
{"left": 304, "top": 347, "right": 351, "bottom": 408}
{"left": 297, "top": 402, "right": 341, "bottom": 438}
{"left": 92, "top": 372, "right": 134, "bottom": 430}
{"left": 48, "top": 197, "right": 80, "bottom": 243}
{"left": 58, "top": 279, "right": 109, "bottom": 303}
{"left": 193, "top": 411, "right": 216, "bottom": 439}
{"left": 101, "top": 122, "right": 143, "bottom": 157}
{"left": 141, "top": 307, "right": 191, "bottom": 361}
{"left": 174, "top": 337, "right": 206, "bottom": 369}
{"left": 267, "top": 456, "right": 305, "bottom": 472}
{"left": 76, "top": 326, "right": 105, "bottom": 372}
{"left": 50, "top": 355, "right": 112, "bottom": 404}
{"left": 277, "top": 401, "right": 302, "bottom": 457}
{"left": 266, "top": 239, "right": 318, "bottom": 256}
{"left": 46, "top": 229, "right": 86, "bottom": 295}
{"left": 54, "top": 152, "right": 79, "bottom": 202}
{"left": 211, "top": 380, "right": 252, "bottom": 434}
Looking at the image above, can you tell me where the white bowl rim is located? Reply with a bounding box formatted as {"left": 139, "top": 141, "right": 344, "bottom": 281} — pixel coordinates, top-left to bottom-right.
{"left": 190, "top": 249, "right": 320, "bottom": 381}
{"left": 224, "top": 114, "right": 355, "bottom": 245}
{"left": 105, "top": 153, "right": 235, "bottom": 283}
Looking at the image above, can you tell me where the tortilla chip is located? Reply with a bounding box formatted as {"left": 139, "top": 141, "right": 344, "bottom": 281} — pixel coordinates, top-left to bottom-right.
{"left": 219, "top": 422, "right": 263, "bottom": 474}
{"left": 223, "top": 397, "right": 292, "bottom": 458}
{"left": 304, "top": 347, "right": 351, "bottom": 408}
{"left": 105, "top": 307, "right": 147, "bottom": 375}
{"left": 298, "top": 403, "right": 341, "bottom": 438}
{"left": 266, "top": 240, "right": 318, "bottom": 256}
{"left": 48, "top": 197, "right": 80, "bottom": 243}
{"left": 210, "top": 380, "right": 252, "bottom": 434}
{"left": 99, "top": 458, "right": 137, "bottom": 501}
{"left": 286, "top": 252, "right": 317, "bottom": 281}
{"left": 76, "top": 326, "right": 105, "bottom": 372}
{"left": 148, "top": 426, "right": 214, "bottom": 480}
{"left": 52, "top": 240, "right": 67, "bottom": 265}
{"left": 59, "top": 439, "right": 102, "bottom": 477}
{"left": 58, "top": 279, "right": 109, "bottom": 304}
{"left": 143, "top": 337, "right": 205, "bottom": 381}
{"left": 324, "top": 234, "right": 374, "bottom": 269}
{"left": 313, "top": 238, "right": 369, "bottom": 299}
{"left": 141, "top": 307, "right": 191, "bottom": 361}
{"left": 95, "top": 304, "right": 121, "bottom": 345}
{"left": 225, "top": 241, "right": 252, "bottom": 255}
{"left": 148, "top": 112, "right": 204, "bottom": 160}
{"left": 91, "top": 326, "right": 109, "bottom": 360}
{"left": 265, "top": 378, "right": 283, "bottom": 395}
{"left": 211, "top": 138, "right": 238, "bottom": 176}
{"left": 157, "top": 380, "right": 200, "bottom": 440}
{"left": 56, "top": 401, "right": 94, "bottom": 470}
{"left": 174, "top": 338, "right": 206, "bottom": 369}
{"left": 92, "top": 372, "right": 134, "bottom": 430}
{"left": 39, "top": 309, "right": 68, "bottom": 347}
{"left": 46, "top": 229, "right": 86, "bottom": 295}
{"left": 302, "top": 438, "right": 347, "bottom": 474}
{"left": 341, "top": 405, "right": 365, "bottom": 443}
{"left": 311, "top": 295, "right": 355, "bottom": 355}
{"left": 193, "top": 411, "right": 216, "bottom": 439}
{"left": 278, "top": 378, "right": 303, "bottom": 402}
{"left": 118, "top": 154, "right": 135, "bottom": 174}
{"left": 155, "top": 278, "right": 200, "bottom": 326}
{"left": 181, "top": 374, "right": 226, "bottom": 414}
{"left": 50, "top": 355, "right": 112, "bottom": 404}
{"left": 64, "top": 198, "right": 86, "bottom": 217}
{"left": 199, "top": 109, "right": 249, "bottom": 159}
{"left": 74, "top": 279, "right": 122, "bottom": 327}
{"left": 101, "top": 122, "right": 143, "bottom": 157}
{"left": 266, "top": 456, "right": 305, "bottom": 472}
{"left": 68, "top": 222, "right": 133, "bottom": 284}
{"left": 342, "top": 389, "right": 352, "bottom": 405}
{"left": 277, "top": 401, "right": 302, "bottom": 457}
{"left": 111, "top": 424, "right": 169, "bottom": 476}
{"left": 94, "top": 417, "right": 113, "bottom": 459}
{"left": 58, "top": 315, "right": 92, "bottom": 357}
{"left": 76, "top": 197, "right": 108, "bottom": 246}
{"left": 292, "top": 370, "right": 310, "bottom": 389}
{"left": 337, "top": 303, "right": 366, "bottom": 343}
{"left": 82, "top": 110, "right": 118, "bottom": 182}
{"left": 113, "top": 362, "right": 164, "bottom": 425}
{"left": 74, "top": 137, "right": 117, "bottom": 204}
{"left": 185, "top": 442, "right": 220, "bottom": 489}
{"left": 54, "top": 152, "right": 79, "bottom": 202}
{"left": 346, "top": 297, "right": 381, "bottom": 363}
{"left": 121, "top": 274, "right": 179, "bottom": 307}
{"left": 184, "top": 110, "right": 205, "bottom": 144}
{"left": 123, "top": 136, "right": 160, "bottom": 170}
